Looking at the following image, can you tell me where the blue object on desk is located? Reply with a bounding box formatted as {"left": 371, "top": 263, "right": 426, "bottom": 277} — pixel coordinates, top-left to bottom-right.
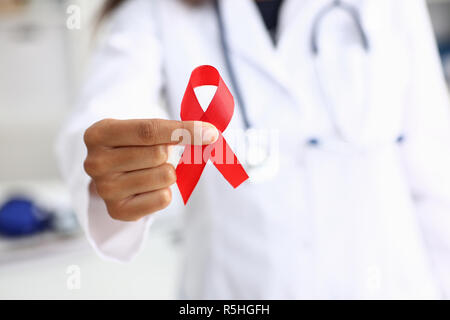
{"left": 0, "top": 197, "right": 52, "bottom": 237}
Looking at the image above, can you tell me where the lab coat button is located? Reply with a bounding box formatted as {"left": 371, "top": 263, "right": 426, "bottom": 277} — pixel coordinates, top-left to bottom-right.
{"left": 307, "top": 138, "right": 320, "bottom": 147}
{"left": 396, "top": 135, "right": 405, "bottom": 144}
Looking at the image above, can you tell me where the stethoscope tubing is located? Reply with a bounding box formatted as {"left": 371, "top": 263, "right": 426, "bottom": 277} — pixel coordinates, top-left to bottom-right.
{"left": 310, "top": 0, "right": 369, "bottom": 55}
{"left": 213, "top": 0, "right": 252, "bottom": 130}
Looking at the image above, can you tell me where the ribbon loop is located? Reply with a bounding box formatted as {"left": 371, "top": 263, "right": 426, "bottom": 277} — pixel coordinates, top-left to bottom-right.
{"left": 176, "top": 65, "right": 249, "bottom": 204}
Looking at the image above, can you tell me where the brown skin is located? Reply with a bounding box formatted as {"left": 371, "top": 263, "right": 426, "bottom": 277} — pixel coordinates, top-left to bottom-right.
{"left": 84, "top": 119, "right": 218, "bottom": 221}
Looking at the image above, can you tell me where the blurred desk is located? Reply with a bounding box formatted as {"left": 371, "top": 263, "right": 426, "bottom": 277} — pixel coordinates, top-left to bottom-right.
{"left": 0, "top": 232, "right": 180, "bottom": 299}
{"left": 0, "top": 180, "right": 181, "bottom": 299}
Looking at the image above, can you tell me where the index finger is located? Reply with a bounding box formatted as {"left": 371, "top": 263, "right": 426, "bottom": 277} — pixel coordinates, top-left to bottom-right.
{"left": 89, "top": 119, "right": 219, "bottom": 147}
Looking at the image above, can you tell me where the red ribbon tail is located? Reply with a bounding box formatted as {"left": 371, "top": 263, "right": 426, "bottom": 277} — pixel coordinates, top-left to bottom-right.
{"left": 176, "top": 146, "right": 207, "bottom": 205}
{"left": 213, "top": 161, "right": 249, "bottom": 188}
{"left": 211, "top": 136, "right": 249, "bottom": 188}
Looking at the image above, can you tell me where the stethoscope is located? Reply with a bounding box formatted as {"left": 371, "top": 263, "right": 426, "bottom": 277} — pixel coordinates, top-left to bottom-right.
{"left": 212, "top": 0, "right": 370, "bottom": 169}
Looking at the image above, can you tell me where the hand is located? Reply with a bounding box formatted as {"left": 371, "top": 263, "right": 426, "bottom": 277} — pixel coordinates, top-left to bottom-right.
{"left": 83, "top": 118, "right": 219, "bottom": 221}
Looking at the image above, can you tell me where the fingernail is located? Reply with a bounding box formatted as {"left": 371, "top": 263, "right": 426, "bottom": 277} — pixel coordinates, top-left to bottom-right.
{"left": 201, "top": 124, "right": 219, "bottom": 144}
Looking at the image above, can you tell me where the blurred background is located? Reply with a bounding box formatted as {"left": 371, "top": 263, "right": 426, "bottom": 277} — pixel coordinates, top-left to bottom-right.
{"left": 0, "top": 0, "right": 449, "bottom": 299}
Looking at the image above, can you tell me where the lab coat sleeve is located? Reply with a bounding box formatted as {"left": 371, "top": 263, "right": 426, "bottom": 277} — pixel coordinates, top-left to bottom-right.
{"left": 56, "top": 0, "right": 170, "bottom": 262}
{"left": 400, "top": 0, "right": 450, "bottom": 298}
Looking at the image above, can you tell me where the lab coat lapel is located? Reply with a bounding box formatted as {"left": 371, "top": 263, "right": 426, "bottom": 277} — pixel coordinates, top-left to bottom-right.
{"left": 219, "top": 0, "right": 291, "bottom": 94}
{"left": 276, "top": 0, "right": 336, "bottom": 136}
{"left": 277, "top": 0, "right": 316, "bottom": 47}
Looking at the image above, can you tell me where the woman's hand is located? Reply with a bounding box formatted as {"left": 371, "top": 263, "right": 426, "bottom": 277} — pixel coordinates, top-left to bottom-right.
{"left": 83, "top": 119, "right": 219, "bottom": 221}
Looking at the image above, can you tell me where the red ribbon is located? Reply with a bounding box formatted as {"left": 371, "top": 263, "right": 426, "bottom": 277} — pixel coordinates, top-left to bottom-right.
{"left": 176, "top": 65, "right": 249, "bottom": 204}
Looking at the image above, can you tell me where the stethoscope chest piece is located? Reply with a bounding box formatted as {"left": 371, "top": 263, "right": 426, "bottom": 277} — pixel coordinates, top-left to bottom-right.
{"left": 243, "top": 128, "right": 280, "bottom": 182}
{"left": 245, "top": 129, "right": 270, "bottom": 168}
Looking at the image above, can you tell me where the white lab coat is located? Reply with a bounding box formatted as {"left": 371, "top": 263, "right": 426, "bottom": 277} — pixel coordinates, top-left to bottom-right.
{"left": 57, "top": 0, "right": 450, "bottom": 299}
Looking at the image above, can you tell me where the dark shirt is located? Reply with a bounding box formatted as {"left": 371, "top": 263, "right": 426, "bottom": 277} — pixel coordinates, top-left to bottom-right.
{"left": 255, "top": 0, "right": 284, "bottom": 43}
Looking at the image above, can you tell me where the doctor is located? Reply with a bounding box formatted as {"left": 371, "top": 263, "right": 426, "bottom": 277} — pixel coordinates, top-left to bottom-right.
{"left": 57, "top": 0, "right": 450, "bottom": 299}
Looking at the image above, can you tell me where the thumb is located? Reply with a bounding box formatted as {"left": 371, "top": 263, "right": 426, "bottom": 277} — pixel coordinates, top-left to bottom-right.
{"left": 171, "top": 121, "right": 219, "bottom": 146}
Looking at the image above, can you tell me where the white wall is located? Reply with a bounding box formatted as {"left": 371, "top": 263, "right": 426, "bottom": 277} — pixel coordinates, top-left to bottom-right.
{"left": 0, "top": 0, "right": 103, "bottom": 181}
